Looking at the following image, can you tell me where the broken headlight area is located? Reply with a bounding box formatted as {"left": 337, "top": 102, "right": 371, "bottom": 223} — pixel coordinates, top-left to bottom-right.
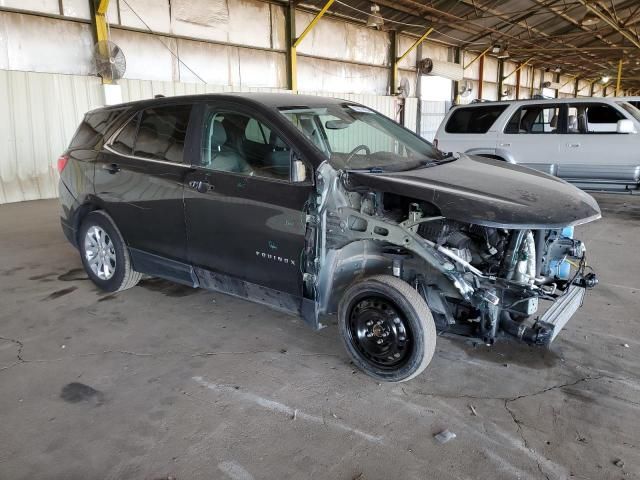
{"left": 308, "top": 165, "right": 598, "bottom": 347}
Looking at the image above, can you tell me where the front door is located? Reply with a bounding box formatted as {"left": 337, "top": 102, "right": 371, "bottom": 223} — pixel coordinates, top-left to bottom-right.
{"left": 94, "top": 104, "right": 194, "bottom": 261}
{"left": 184, "top": 104, "right": 313, "bottom": 296}
{"left": 559, "top": 102, "right": 640, "bottom": 186}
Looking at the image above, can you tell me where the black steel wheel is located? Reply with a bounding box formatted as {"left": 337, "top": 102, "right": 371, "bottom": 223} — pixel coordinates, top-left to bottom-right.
{"left": 338, "top": 275, "right": 436, "bottom": 382}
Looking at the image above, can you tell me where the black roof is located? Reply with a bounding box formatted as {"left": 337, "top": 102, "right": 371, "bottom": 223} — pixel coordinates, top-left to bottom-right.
{"left": 97, "top": 92, "right": 350, "bottom": 112}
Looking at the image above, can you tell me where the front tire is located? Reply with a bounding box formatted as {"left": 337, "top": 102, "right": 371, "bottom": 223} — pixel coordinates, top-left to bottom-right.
{"left": 338, "top": 275, "right": 436, "bottom": 382}
{"left": 78, "top": 211, "right": 142, "bottom": 292}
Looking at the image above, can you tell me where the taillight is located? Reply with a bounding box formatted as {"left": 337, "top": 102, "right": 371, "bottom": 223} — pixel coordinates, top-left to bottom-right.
{"left": 433, "top": 139, "right": 439, "bottom": 150}
{"left": 57, "top": 155, "right": 69, "bottom": 174}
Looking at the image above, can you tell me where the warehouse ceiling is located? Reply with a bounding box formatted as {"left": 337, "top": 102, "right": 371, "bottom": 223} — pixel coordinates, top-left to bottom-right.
{"left": 298, "top": 0, "right": 640, "bottom": 91}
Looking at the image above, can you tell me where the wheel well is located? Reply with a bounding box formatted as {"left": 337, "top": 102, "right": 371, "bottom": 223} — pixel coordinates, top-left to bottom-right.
{"left": 73, "top": 203, "right": 101, "bottom": 244}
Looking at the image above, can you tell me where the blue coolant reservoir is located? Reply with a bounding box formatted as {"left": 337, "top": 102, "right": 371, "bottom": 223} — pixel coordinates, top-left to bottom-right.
{"left": 548, "top": 226, "right": 574, "bottom": 280}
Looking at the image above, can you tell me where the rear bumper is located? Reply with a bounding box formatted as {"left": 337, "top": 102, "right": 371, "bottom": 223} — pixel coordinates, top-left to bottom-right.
{"left": 60, "top": 217, "right": 77, "bottom": 248}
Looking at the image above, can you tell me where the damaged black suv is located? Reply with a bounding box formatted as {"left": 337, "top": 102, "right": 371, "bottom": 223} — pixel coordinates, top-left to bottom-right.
{"left": 59, "top": 93, "right": 600, "bottom": 382}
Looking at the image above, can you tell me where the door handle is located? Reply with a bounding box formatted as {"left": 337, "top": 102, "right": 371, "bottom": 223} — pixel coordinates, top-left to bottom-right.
{"left": 567, "top": 143, "right": 580, "bottom": 148}
{"left": 102, "top": 163, "right": 120, "bottom": 174}
{"left": 188, "top": 180, "right": 213, "bottom": 193}
{"left": 499, "top": 143, "right": 511, "bottom": 147}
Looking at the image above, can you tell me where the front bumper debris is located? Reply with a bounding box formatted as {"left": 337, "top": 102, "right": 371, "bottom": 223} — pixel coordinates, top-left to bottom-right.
{"left": 535, "top": 285, "right": 586, "bottom": 345}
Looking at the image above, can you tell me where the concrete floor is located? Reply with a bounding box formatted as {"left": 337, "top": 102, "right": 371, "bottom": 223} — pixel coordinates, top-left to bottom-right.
{"left": 0, "top": 195, "right": 638, "bottom": 480}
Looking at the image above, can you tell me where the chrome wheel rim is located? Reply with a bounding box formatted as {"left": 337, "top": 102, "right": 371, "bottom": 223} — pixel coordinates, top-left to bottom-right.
{"left": 84, "top": 226, "right": 116, "bottom": 280}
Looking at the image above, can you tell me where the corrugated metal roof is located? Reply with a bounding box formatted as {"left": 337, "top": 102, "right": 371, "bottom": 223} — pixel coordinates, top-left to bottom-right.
{"left": 299, "top": 0, "right": 640, "bottom": 90}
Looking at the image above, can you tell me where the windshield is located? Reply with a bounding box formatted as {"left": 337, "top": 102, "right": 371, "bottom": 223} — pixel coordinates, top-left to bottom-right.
{"left": 617, "top": 101, "right": 640, "bottom": 123}
{"left": 278, "top": 103, "right": 447, "bottom": 171}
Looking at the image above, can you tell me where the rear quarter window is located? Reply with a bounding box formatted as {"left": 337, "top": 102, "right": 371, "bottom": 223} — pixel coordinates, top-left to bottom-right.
{"left": 69, "top": 108, "right": 126, "bottom": 149}
{"left": 445, "top": 105, "right": 508, "bottom": 134}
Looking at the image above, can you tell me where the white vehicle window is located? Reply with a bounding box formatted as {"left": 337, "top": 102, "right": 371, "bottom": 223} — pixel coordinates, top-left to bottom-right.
{"left": 567, "top": 104, "right": 625, "bottom": 134}
{"left": 584, "top": 104, "right": 624, "bottom": 133}
{"left": 445, "top": 105, "right": 508, "bottom": 134}
{"left": 505, "top": 105, "right": 561, "bottom": 134}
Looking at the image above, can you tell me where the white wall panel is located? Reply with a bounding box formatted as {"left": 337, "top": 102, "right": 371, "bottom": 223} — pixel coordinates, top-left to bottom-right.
{"left": 295, "top": 11, "right": 389, "bottom": 66}
{"left": 0, "top": 12, "right": 94, "bottom": 75}
{"left": 119, "top": 0, "right": 171, "bottom": 33}
{"left": 62, "top": 0, "right": 90, "bottom": 19}
{"left": 111, "top": 29, "right": 177, "bottom": 81}
{"left": 0, "top": 0, "right": 58, "bottom": 14}
{"left": 171, "top": 0, "right": 272, "bottom": 49}
{"left": 298, "top": 56, "right": 388, "bottom": 95}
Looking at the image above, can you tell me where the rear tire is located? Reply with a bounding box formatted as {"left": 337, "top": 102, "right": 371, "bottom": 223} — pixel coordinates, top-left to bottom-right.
{"left": 338, "top": 275, "right": 436, "bottom": 382}
{"left": 78, "top": 211, "right": 142, "bottom": 292}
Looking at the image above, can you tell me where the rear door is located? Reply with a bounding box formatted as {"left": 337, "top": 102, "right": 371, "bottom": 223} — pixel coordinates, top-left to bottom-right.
{"left": 184, "top": 102, "right": 313, "bottom": 295}
{"left": 497, "top": 103, "right": 564, "bottom": 175}
{"left": 95, "top": 103, "right": 195, "bottom": 262}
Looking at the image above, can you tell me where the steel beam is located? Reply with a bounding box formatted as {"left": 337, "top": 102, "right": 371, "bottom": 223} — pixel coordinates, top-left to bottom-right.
{"left": 89, "top": 0, "right": 111, "bottom": 84}
{"left": 616, "top": 58, "right": 623, "bottom": 96}
{"left": 464, "top": 46, "right": 491, "bottom": 70}
{"left": 288, "top": 0, "right": 335, "bottom": 92}
{"left": 393, "top": 27, "right": 433, "bottom": 95}
{"left": 578, "top": 0, "right": 640, "bottom": 51}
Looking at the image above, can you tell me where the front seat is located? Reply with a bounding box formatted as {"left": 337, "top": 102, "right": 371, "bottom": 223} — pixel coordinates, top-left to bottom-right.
{"left": 263, "top": 132, "right": 291, "bottom": 180}
{"left": 208, "top": 121, "right": 251, "bottom": 174}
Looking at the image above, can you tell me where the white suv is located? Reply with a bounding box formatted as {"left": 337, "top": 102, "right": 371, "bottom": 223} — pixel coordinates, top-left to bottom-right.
{"left": 434, "top": 97, "right": 640, "bottom": 191}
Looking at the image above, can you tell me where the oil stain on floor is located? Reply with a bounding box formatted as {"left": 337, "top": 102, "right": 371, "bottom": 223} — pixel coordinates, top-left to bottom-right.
{"left": 60, "top": 382, "right": 104, "bottom": 405}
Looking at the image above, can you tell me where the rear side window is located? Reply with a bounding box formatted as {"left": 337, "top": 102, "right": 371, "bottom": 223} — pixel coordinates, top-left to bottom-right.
{"left": 505, "top": 105, "right": 561, "bottom": 134}
{"left": 110, "top": 114, "right": 139, "bottom": 156}
{"left": 134, "top": 105, "right": 192, "bottom": 163}
{"left": 444, "top": 105, "right": 507, "bottom": 134}
{"left": 69, "top": 108, "right": 126, "bottom": 149}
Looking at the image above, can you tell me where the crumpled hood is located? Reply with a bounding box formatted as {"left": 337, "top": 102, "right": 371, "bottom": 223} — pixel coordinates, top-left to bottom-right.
{"left": 347, "top": 155, "right": 601, "bottom": 229}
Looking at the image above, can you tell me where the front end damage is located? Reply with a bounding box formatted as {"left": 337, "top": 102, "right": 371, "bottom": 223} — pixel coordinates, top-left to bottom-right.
{"left": 302, "top": 162, "right": 599, "bottom": 347}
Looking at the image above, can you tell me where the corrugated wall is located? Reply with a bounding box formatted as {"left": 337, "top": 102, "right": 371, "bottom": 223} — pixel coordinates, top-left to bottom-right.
{"left": 0, "top": 70, "right": 103, "bottom": 203}
{"left": 0, "top": 70, "right": 418, "bottom": 204}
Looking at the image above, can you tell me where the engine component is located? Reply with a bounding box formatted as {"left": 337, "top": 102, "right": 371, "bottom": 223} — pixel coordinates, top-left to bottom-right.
{"left": 541, "top": 226, "right": 585, "bottom": 280}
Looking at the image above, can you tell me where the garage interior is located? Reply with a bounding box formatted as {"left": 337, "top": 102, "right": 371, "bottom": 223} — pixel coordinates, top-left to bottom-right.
{"left": 1, "top": 1, "right": 639, "bottom": 479}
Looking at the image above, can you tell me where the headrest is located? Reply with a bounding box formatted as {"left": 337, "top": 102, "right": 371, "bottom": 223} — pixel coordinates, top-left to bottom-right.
{"left": 549, "top": 115, "right": 558, "bottom": 128}
{"left": 269, "top": 131, "right": 288, "bottom": 150}
{"left": 211, "top": 121, "right": 227, "bottom": 146}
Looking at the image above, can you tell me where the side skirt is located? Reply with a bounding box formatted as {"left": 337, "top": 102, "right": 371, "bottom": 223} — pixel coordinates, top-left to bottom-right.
{"left": 195, "top": 267, "right": 321, "bottom": 330}
{"left": 128, "top": 248, "right": 321, "bottom": 330}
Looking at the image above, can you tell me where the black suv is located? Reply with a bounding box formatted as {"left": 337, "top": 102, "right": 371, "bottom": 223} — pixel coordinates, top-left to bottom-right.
{"left": 59, "top": 93, "right": 600, "bottom": 382}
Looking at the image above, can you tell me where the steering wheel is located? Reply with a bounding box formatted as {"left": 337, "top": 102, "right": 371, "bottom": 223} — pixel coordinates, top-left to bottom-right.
{"left": 344, "top": 144, "right": 371, "bottom": 167}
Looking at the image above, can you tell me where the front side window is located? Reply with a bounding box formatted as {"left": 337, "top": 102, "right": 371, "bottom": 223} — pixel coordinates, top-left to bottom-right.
{"left": 445, "top": 105, "right": 508, "bottom": 134}
{"left": 134, "top": 105, "right": 192, "bottom": 163}
{"left": 564, "top": 103, "right": 627, "bottom": 134}
{"left": 280, "top": 103, "right": 446, "bottom": 171}
{"left": 505, "top": 105, "right": 561, "bottom": 134}
{"left": 584, "top": 104, "right": 624, "bottom": 133}
{"left": 200, "top": 109, "right": 291, "bottom": 181}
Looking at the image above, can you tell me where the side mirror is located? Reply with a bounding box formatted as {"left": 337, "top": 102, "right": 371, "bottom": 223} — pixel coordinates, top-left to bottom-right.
{"left": 292, "top": 159, "right": 308, "bottom": 183}
{"left": 617, "top": 119, "right": 635, "bottom": 134}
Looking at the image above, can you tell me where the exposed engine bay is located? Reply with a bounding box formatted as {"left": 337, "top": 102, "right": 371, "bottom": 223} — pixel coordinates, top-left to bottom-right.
{"left": 303, "top": 162, "right": 598, "bottom": 346}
